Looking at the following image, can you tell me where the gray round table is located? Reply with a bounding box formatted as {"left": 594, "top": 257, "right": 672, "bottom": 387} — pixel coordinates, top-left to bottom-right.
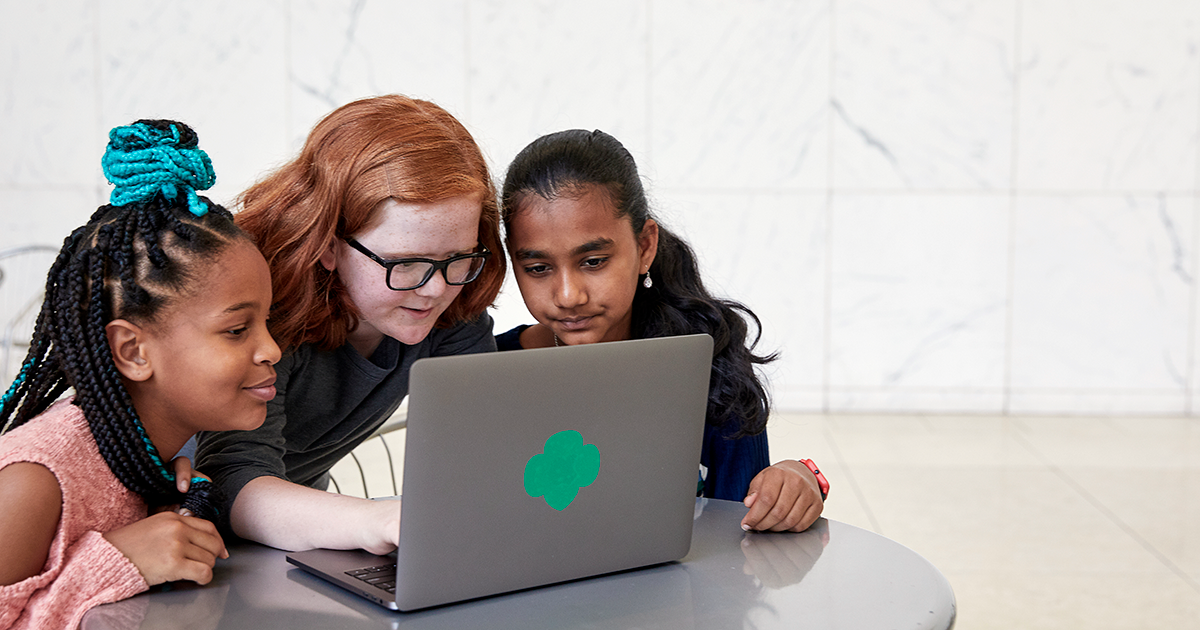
{"left": 82, "top": 499, "right": 956, "bottom": 629}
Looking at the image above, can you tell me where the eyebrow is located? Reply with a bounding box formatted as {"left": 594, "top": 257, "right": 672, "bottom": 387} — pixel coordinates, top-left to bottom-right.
{"left": 221, "top": 301, "right": 257, "bottom": 315}
{"left": 514, "top": 238, "right": 615, "bottom": 261}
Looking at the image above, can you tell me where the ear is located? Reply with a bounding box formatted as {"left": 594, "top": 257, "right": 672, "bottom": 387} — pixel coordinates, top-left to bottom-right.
{"left": 637, "top": 218, "right": 659, "bottom": 275}
{"left": 105, "top": 319, "right": 152, "bottom": 382}
{"left": 318, "top": 237, "right": 338, "bottom": 272}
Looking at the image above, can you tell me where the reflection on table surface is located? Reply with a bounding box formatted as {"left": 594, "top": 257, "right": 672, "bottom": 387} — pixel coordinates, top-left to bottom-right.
{"left": 83, "top": 499, "right": 955, "bottom": 630}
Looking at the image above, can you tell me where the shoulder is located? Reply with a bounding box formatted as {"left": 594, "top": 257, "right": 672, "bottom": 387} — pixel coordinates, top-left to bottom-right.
{"left": 702, "top": 418, "right": 769, "bottom": 458}
{"left": 0, "top": 461, "right": 61, "bottom": 505}
{"left": 0, "top": 400, "right": 90, "bottom": 463}
{"left": 427, "top": 311, "right": 497, "bottom": 356}
{"left": 495, "top": 324, "right": 532, "bottom": 351}
{"left": 0, "top": 399, "right": 138, "bottom": 515}
{"left": 0, "top": 461, "right": 62, "bottom": 502}
{"left": 0, "top": 461, "right": 63, "bottom": 585}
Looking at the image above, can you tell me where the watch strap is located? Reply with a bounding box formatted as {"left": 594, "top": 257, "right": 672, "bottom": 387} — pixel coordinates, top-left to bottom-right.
{"left": 800, "top": 458, "right": 829, "bottom": 501}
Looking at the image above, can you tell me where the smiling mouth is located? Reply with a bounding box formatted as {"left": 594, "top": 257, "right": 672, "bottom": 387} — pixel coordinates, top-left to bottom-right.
{"left": 402, "top": 305, "right": 436, "bottom": 319}
{"left": 244, "top": 377, "right": 277, "bottom": 402}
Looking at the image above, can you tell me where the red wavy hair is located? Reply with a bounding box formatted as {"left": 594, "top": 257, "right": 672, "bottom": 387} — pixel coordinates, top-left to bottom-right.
{"left": 235, "top": 95, "right": 504, "bottom": 351}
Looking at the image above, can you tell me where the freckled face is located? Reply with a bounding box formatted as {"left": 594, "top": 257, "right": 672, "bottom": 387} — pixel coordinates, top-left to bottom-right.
{"left": 507, "top": 186, "right": 656, "bottom": 345}
{"left": 324, "top": 194, "right": 484, "bottom": 351}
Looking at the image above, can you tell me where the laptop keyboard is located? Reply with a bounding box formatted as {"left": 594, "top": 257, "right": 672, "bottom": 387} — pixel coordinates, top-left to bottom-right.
{"left": 345, "top": 563, "right": 397, "bottom": 594}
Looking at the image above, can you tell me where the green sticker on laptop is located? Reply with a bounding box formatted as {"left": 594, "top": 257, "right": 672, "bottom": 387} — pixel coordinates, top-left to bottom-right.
{"left": 524, "top": 430, "right": 600, "bottom": 511}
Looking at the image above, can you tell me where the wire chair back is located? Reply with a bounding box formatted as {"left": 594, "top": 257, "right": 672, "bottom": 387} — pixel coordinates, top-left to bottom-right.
{"left": 0, "top": 245, "right": 59, "bottom": 383}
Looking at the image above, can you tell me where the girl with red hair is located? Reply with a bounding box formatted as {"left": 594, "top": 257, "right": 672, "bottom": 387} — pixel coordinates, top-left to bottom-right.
{"left": 197, "top": 95, "right": 504, "bottom": 552}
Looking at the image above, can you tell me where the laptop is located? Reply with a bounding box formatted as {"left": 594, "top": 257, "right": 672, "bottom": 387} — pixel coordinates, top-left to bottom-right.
{"left": 286, "top": 333, "right": 714, "bottom": 611}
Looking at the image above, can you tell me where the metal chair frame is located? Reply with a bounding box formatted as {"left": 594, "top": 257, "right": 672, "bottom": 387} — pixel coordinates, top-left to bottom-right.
{"left": 332, "top": 407, "right": 407, "bottom": 498}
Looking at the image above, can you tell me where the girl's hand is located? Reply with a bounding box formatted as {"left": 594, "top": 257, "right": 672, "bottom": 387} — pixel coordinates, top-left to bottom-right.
{"left": 171, "top": 456, "right": 213, "bottom": 493}
{"left": 103, "top": 512, "right": 229, "bottom": 586}
{"left": 167, "top": 456, "right": 212, "bottom": 517}
{"left": 172, "top": 456, "right": 197, "bottom": 493}
{"left": 358, "top": 499, "right": 402, "bottom": 555}
{"left": 740, "top": 460, "right": 824, "bottom": 533}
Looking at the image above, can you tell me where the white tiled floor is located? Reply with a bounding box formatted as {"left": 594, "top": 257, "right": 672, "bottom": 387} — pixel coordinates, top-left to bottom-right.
{"left": 775, "top": 413, "right": 1200, "bottom": 629}
{"left": 334, "top": 412, "right": 1200, "bottom": 629}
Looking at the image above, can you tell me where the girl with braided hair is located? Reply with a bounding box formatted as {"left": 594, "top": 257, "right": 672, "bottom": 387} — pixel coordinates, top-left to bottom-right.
{"left": 196, "top": 95, "right": 503, "bottom": 553}
{"left": 0, "top": 120, "right": 280, "bottom": 628}
{"left": 497, "top": 129, "right": 828, "bottom": 533}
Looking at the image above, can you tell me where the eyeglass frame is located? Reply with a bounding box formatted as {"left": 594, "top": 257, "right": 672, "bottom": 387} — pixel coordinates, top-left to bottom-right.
{"left": 342, "top": 237, "right": 491, "bottom": 291}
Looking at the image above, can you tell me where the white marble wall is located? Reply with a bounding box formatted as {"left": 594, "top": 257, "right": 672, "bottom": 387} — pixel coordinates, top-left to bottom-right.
{"left": 2, "top": 0, "right": 1198, "bottom": 415}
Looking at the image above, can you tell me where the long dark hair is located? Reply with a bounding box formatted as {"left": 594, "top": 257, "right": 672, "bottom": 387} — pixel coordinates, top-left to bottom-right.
{"left": 501, "top": 129, "right": 778, "bottom": 436}
{"left": 0, "top": 120, "right": 244, "bottom": 520}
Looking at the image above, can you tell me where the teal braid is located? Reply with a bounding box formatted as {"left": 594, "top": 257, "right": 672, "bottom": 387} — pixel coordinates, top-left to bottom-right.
{"left": 0, "top": 355, "right": 37, "bottom": 430}
{"left": 101, "top": 121, "right": 216, "bottom": 217}
{"left": 129, "top": 406, "right": 174, "bottom": 482}
{"left": 0, "top": 118, "right": 239, "bottom": 525}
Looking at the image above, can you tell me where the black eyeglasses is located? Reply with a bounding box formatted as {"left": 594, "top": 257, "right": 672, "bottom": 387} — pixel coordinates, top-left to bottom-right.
{"left": 343, "top": 237, "right": 490, "bottom": 291}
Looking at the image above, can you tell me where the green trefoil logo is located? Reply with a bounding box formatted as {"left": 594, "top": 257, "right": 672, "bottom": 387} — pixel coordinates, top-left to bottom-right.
{"left": 523, "top": 430, "right": 600, "bottom": 511}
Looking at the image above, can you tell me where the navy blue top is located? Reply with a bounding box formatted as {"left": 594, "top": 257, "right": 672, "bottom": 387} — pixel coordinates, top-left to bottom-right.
{"left": 496, "top": 325, "right": 770, "bottom": 501}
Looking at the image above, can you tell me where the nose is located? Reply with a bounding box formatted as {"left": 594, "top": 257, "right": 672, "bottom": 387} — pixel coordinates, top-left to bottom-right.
{"left": 256, "top": 326, "right": 282, "bottom": 366}
{"left": 553, "top": 270, "right": 587, "bottom": 309}
{"left": 413, "top": 267, "right": 450, "bottom": 299}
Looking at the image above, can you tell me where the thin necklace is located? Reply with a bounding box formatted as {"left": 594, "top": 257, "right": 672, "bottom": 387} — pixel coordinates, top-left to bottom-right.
{"left": 553, "top": 334, "right": 562, "bottom": 347}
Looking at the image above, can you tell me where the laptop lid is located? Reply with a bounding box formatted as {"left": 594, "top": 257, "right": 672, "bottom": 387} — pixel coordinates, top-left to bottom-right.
{"left": 396, "top": 333, "right": 712, "bottom": 610}
{"left": 290, "top": 333, "right": 713, "bottom": 611}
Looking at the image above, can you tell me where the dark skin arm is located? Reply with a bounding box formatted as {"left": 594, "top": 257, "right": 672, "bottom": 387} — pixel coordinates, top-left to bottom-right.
{"left": 740, "top": 460, "right": 824, "bottom": 532}
{"left": 0, "top": 462, "right": 63, "bottom": 585}
{"left": 0, "top": 461, "right": 228, "bottom": 588}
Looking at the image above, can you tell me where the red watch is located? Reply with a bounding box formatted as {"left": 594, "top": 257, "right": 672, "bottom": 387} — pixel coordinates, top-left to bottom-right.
{"left": 800, "top": 459, "right": 829, "bottom": 501}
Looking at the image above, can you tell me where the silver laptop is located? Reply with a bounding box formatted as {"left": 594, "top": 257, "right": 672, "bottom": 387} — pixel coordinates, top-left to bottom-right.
{"left": 286, "top": 333, "right": 713, "bottom": 611}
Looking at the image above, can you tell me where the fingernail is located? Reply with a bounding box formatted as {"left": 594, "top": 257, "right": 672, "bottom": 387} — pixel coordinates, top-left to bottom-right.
{"left": 741, "top": 523, "right": 751, "bottom": 531}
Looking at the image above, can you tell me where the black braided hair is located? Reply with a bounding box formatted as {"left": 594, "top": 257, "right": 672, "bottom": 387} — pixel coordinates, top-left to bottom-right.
{"left": 501, "top": 129, "right": 779, "bottom": 437}
{"left": 0, "top": 119, "right": 247, "bottom": 521}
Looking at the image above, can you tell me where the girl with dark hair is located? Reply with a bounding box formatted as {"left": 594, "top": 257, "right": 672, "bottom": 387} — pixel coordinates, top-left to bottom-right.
{"left": 497, "top": 129, "right": 828, "bottom": 533}
{"left": 196, "top": 95, "right": 505, "bottom": 553}
{"left": 0, "top": 120, "right": 280, "bottom": 627}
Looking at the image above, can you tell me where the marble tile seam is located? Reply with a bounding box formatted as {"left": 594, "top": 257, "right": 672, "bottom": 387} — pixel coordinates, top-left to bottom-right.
{"left": 821, "top": 422, "right": 882, "bottom": 536}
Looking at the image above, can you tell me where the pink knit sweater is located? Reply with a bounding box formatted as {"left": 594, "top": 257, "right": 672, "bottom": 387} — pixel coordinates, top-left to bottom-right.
{"left": 0, "top": 399, "right": 148, "bottom": 630}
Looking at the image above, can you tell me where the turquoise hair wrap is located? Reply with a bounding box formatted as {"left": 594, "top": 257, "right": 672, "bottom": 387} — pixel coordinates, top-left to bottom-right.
{"left": 101, "top": 121, "right": 216, "bottom": 217}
